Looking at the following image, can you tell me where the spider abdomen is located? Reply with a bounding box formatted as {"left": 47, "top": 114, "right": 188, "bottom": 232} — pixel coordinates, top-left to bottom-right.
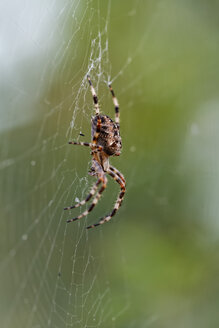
{"left": 91, "top": 115, "right": 122, "bottom": 156}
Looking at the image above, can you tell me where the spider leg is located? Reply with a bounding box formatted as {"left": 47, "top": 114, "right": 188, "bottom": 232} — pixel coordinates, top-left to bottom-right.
{"left": 109, "top": 84, "right": 120, "bottom": 124}
{"left": 68, "top": 141, "right": 103, "bottom": 152}
{"left": 92, "top": 116, "right": 101, "bottom": 145}
{"left": 66, "top": 175, "right": 107, "bottom": 223}
{"left": 87, "top": 75, "right": 100, "bottom": 115}
{"left": 109, "top": 165, "right": 125, "bottom": 184}
{"left": 86, "top": 169, "right": 126, "bottom": 229}
{"left": 64, "top": 179, "right": 102, "bottom": 210}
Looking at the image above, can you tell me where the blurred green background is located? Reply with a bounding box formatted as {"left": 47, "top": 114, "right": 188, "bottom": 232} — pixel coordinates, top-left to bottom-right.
{"left": 1, "top": 0, "right": 219, "bottom": 327}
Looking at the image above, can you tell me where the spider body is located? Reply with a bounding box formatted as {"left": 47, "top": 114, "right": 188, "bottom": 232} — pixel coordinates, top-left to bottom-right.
{"left": 91, "top": 114, "right": 122, "bottom": 156}
{"left": 65, "top": 76, "right": 126, "bottom": 229}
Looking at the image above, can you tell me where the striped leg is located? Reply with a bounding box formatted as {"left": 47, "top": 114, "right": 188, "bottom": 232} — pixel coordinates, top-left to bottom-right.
{"left": 109, "top": 165, "right": 125, "bottom": 184}
{"left": 87, "top": 75, "right": 100, "bottom": 115}
{"left": 86, "top": 169, "right": 126, "bottom": 229}
{"left": 66, "top": 176, "right": 107, "bottom": 223}
{"left": 109, "top": 84, "right": 120, "bottom": 124}
{"left": 68, "top": 141, "right": 103, "bottom": 152}
{"left": 92, "top": 116, "right": 101, "bottom": 145}
{"left": 64, "top": 179, "right": 102, "bottom": 211}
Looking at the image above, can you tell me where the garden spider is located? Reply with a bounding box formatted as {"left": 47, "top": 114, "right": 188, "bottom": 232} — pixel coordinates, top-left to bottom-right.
{"left": 64, "top": 75, "right": 126, "bottom": 229}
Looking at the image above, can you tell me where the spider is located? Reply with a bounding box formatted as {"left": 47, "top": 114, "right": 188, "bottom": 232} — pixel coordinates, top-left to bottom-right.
{"left": 64, "top": 75, "right": 126, "bottom": 229}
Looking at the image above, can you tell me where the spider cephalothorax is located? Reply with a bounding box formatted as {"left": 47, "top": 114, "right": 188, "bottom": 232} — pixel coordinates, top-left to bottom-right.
{"left": 65, "top": 75, "right": 126, "bottom": 229}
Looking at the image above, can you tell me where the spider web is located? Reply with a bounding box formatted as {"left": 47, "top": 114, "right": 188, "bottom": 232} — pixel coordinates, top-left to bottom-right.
{"left": 0, "top": 0, "right": 148, "bottom": 327}
{"left": 2, "top": 0, "right": 218, "bottom": 327}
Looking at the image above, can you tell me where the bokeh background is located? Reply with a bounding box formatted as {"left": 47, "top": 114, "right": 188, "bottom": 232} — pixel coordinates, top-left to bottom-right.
{"left": 1, "top": 0, "right": 219, "bottom": 327}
